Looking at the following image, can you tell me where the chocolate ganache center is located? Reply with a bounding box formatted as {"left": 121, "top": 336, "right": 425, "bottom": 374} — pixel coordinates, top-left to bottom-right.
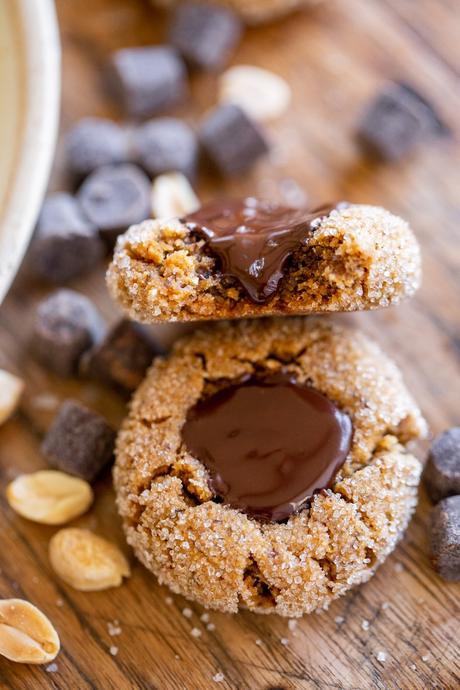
{"left": 183, "top": 198, "right": 338, "bottom": 304}
{"left": 181, "top": 373, "right": 352, "bottom": 522}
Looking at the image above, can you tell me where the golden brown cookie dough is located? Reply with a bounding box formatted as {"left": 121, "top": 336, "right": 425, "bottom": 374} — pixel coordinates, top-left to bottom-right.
{"left": 114, "top": 317, "right": 426, "bottom": 616}
{"left": 107, "top": 203, "right": 422, "bottom": 323}
{"left": 152, "top": 0, "right": 310, "bottom": 24}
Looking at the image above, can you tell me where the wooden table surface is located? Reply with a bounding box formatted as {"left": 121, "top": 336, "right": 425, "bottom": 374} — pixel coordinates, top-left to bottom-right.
{"left": 1, "top": 0, "right": 459, "bottom": 688}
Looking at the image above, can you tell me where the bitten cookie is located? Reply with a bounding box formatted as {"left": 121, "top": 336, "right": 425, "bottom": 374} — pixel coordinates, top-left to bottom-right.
{"left": 114, "top": 317, "right": 426, "bottom": 617}
{"left": 107, "top": 200, "right": 422, "bottom": 323}
{"left": 152, "top": 0, "right": 309, "bottom": 25}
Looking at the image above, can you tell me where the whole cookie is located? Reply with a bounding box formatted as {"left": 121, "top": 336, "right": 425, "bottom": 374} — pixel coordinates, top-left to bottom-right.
{"left": 107, "top": 201, "right": 422, "bottom": 323}
{"left": 152, "top": 0, "right": 311, "bottom": 24}
{"left": 114, "top": 318, "right": 426, "bottom": 616}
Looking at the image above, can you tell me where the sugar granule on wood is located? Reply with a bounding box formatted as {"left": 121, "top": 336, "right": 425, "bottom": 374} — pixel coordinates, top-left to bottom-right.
{"left": 108, "top": 620, "right": 122, "bottom": 636}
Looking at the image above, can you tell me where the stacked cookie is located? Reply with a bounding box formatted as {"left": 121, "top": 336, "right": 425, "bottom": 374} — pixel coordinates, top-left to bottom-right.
{"left": 107, "top": 197, "right": 427, "bottom": 616}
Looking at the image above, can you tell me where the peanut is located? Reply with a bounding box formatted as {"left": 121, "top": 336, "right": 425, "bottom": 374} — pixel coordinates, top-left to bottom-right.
{"left": 0, "top": 599, "right": 60, "bottom": 664}
{"left": 0, "top": 369, "right": 24, "bottom": 426}
{"left": 49, "top": 528, "right": 130, "bottom": 591}
{"left": 219, "top": 65, "right": 291, "bottom": 122}
{"left": 6, "top": 471, "right": 93, "bottom": 525}
{"left": 151, "top": 172, "right": 200, "bottom": 219}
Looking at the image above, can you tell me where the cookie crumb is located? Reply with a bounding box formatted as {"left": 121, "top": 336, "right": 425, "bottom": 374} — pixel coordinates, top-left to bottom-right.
{"left": 191, "top": 627, "right": 202, "bottom": 638}
{"left": 213, "top": 672, "right": 225, "bottom": 683}
{"left": 376, "top": 651, "right": 387, "bottom": 663}
{"left": 46, "top": 663, "right": 58, "bottom": 673}
{"left": 182, "top": 607, "right": 193, "bottom": 618}
{"left": 109, "top": 645, "right": 119, "bottom": 656}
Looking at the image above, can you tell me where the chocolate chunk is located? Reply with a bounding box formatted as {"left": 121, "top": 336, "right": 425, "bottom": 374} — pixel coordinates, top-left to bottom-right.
{"left": 30, "top": 193, "right": 104, "bottom": 283}
{"left": 430, "top": 495, "right": 460, "bottom": 581}
{"left": 111, "top": 45, "right": 187, "bottom": 118}
{"left": 77, "top": 164, "right": 151, "bottom": 242}
{"left": 65, "top": 117, "right": 131, "bottom": 178}
{"left": 42, "top": 400, "right": 115, "bottom": 482}
{"left": 200, "top": 104, "right": 269, "bottom": 176}
{"left": 80, "top": 320, "right": 162, "bottom": 391}
{"left": 357, "top": 82, "right": 447, "bottom": 161}
{"left": 182, "top": 373, "right": 352, "bottom": 521}
{"left": 133, "top": 118, "right": 199, "bottom": 180}
{"left": 169, "top": 1, "right": 242, "bottom": 71}
{"left": 32, "top": 289, "right": 105, "bottom": 377}
{"left": 424, "top": 428, "right": 460, "bottom": 502}
{"left": 184, "top": 198, "right": 337, "bottom": 303}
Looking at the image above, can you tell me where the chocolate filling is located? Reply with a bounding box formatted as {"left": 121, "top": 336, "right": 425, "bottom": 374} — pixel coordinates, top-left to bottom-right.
{"left": 181, "top": 373, "right": 352, "bottom": 522}
{"left": 184, "top": 198, "right": 340, "bottom": 303}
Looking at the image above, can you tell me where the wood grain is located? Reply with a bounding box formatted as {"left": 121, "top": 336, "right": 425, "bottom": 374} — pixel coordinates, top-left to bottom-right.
{"left": 0, "top": 0, "right": 459, "bottom": 688}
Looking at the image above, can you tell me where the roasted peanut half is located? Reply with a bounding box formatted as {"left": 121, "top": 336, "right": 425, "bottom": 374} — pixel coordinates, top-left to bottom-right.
{"left": 151, "top": 172, "right": 200, "bottom": 219}
{"left": 0, "top": 369, "right": 24, "bottom": 426}
{"left": 219, "top": 65, "right": 291, "bottom": 122}
{"left": 7, "top": 470, "right": 94, "bottom": 525}
{"left": 49, "top": 528, "right": 130, "bottom": 591}
{"left": 0, "top": 599, "right": 60, "bottom": 664}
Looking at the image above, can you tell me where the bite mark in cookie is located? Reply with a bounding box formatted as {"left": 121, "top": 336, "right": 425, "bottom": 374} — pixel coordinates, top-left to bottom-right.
{"left": 107, "top": 200, "right": 422, "bottom": 322}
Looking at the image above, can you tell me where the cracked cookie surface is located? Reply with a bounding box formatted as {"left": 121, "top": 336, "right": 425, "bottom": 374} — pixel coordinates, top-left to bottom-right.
{"left": 107, "top": 204, "right": 421, "bottom": 323}
{"left": 114, "top": 317, "right": 426, "bottom": 616}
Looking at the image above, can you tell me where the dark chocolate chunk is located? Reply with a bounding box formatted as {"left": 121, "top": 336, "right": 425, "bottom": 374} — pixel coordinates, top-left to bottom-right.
{"left": 41, "top": 400, "right": 115, "bottom": 482}
{"left": 357, "top": 82, "right": 447, "bottom": 161}
{"left": 77, "top": 164, "right": 151, "bottom": 242}
{"left": 200, "top": 104, "right": 269, "bottom": 176}
{"left": 169, "top": 1, "right": 242, "bottom": 71}
{"left": 430, "top": 495, "right": 460, "bottom": 581}
{"left": 111, "top": 45, "right": 187, "bottom": 118}
{"left": 80, "top": 319, "right": 162, "bottom": 391}
{"left": 30, "top": 193, "right": 104, "bottom": 283}
{"left": 424, "top": 428, "right": 460, "bottom": 502}
{"left": 133, "top": 118, "right": 199, "bottom": 180}
{"left": 184, "top": 198, "right": 337, "bottom": 303}
{"left": 65, "top": 117, "right": 131, "bottom": 178}
{"left": 32, "top": 289, "right": 105, "bottom": 377}
{"left": 182, "top": 373, "right": 352, "bottom": 521}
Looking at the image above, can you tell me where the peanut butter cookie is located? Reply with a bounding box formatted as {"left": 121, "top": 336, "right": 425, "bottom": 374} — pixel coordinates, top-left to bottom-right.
{"left": 107, "top": 201, "right": 421, "bottom": 323}
{"left": 114, "top": 317, "right": 426, "bottom": 616}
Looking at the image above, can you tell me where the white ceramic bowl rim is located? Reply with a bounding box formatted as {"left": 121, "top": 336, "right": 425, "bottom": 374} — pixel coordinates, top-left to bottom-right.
{"left": 0, "top": 0, "right": 60, "bottom": 305}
